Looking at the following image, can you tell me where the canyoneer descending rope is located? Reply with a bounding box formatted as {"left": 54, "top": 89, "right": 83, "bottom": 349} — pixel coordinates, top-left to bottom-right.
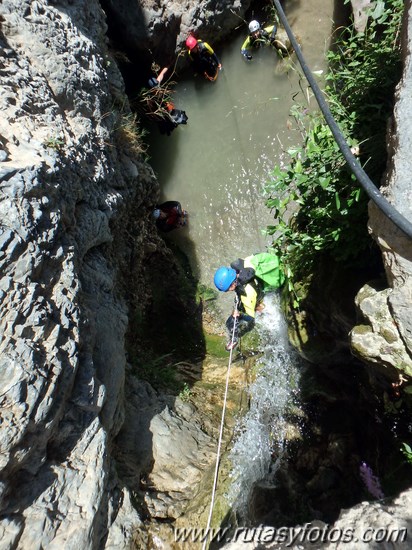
{"left": 214, "top": 252, "right": 285, "bottom": 350}
{"left": 202, "top": 255, "right": 284, "bottom": 546}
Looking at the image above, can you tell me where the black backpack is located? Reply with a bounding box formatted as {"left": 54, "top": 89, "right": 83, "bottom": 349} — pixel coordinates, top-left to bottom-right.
{"left": 230, "top": 258, "right": 263, "bottom": 298}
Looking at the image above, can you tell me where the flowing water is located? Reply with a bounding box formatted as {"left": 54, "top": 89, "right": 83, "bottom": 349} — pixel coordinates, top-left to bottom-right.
{"left": 227, "top": 293, "right": 302, "bottom": 516}
{"left": 147, "top": 0, "right": 335, "bottom": 521}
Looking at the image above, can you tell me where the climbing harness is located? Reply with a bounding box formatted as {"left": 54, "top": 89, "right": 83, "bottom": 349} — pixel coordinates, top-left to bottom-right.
{"left": 271, "top": 0, "right": 412, "bottom": 240}
{"left": 201, "top": 297, "right": 239, "bottom": 550}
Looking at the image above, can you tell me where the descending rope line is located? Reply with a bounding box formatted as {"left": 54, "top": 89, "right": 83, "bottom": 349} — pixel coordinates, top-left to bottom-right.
{"left": 201, "top": 5, "right": 412, "bottom": 543}
{"left": 272, "top": 0, "right": 412, "bottom": 240}
{"left": 202, "top": 297, "right": 239, "bottom": 550}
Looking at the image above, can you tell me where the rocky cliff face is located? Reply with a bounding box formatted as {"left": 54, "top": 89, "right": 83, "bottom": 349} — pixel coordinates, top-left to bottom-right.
{"left": 101, "top": 0, "right": 252, "bottom": 69}
{"left": 0, "top": 1, "right": 238, "bottom": 548}
{"left": 350, "top": 1, "right": 412, "bottom": 386}
{"left": 0, "top": 0, "right": 159, "bottom": 547}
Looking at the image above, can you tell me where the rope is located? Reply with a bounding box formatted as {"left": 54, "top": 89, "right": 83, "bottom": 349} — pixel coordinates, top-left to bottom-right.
{"left": 272, "top": 0, "right": 412, "bottom": 240}
{"left": 201, "top": 297, "right": 239, "bottom": 550}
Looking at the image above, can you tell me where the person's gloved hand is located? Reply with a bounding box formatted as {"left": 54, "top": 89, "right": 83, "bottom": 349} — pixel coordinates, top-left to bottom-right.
{"left": 270, "top": 24, "right": 278, "bottom": 40}
{"left": 241, "top": 50, "right": 252, "bottom": 60}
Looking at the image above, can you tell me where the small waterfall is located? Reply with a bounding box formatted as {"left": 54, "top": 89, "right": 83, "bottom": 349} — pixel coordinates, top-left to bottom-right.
{"left": 227, "top": 293, "right": 301, "bottom": 516}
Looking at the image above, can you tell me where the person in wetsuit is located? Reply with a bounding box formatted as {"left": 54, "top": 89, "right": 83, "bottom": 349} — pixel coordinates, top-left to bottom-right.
{"left": 153, "top": 201, "right": 188, "bottom": 232}
{"left": 214, "top": 253, "right": 285, "bottom": 350}
{"left": 185, "top": 35, "right": 222, "bottom": 81}
{"left": 240, "top": 20, "right": 278, "bottom": 60}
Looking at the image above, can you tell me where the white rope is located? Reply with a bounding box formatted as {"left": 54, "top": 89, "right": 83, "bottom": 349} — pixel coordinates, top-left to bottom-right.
{"left": 201, "top": 297, "right": 239, "bottom": 550}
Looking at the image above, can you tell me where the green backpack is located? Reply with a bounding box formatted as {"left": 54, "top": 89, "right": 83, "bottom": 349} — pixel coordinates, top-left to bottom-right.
{"left": 247, "top": 252, "right": 285, "bottom": 291}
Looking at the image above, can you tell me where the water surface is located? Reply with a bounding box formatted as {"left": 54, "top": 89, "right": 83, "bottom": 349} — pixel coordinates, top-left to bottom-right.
{"left": 146, "top": 0, "right": 336, "bottom": 524}
{"left": 147, "top": 0, "right": 334, "bottom": 300}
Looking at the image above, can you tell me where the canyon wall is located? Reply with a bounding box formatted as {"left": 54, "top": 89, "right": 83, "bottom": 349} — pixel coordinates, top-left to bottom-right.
{"left": 0, "top": 0, "right": 157, "bottom": 547}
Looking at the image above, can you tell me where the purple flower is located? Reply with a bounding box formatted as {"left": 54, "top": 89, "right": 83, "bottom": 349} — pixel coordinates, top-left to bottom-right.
{"left": 359, "top": 462, "right": 384, "bottom": 500}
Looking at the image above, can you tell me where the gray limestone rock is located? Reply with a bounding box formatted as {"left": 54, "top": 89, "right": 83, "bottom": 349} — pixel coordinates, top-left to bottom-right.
{"left": 102, "top": 0, "right": 252, "bottom": 64}
{"left": 0, "top": 0, "right": 156, "bottom": 547}
{"left": 353, "top": 1, "right": 412, "bottom": 384}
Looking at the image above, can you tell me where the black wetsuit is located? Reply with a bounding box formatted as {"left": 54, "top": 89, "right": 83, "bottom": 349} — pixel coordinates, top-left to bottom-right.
{"left": 189, "top": 41, "right": 220, "bottom": 79}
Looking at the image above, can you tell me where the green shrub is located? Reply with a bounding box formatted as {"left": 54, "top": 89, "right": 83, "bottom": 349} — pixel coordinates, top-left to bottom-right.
{"left": 266, "top": 0, "right": 404, "bottom": 281}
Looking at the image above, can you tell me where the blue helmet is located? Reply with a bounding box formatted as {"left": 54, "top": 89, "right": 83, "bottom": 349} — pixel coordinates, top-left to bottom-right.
{"left": 214, "top": 267, "right": 237, "bottom": 292}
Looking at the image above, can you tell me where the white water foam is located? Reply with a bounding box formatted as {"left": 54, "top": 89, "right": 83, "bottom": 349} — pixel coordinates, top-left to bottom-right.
{"left": 227, "top": 293, "right": 301, "bottom": 514}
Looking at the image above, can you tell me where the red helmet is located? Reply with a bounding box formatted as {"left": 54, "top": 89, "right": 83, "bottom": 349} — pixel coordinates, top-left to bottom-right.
{"left": 186, "top": 35, "right": 198, "bottom": 50}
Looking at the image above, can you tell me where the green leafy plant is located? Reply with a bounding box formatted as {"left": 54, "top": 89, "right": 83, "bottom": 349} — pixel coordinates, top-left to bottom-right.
{"left": 44, "top": 136, "right": 65, "bottom": 151}
{"left": 178, "top": 383, "right": 192, "bottom": 402}
{"left": 400, "top": 443, "right": 412, "bottom": 464}
{"left": 265, "top": 0, "right": 404, "bottom": 283}
{"left": 135, "top": 353, "right": 181, "bottom": 391}
{"left": 266, "top": 107, "right": 368, "bottom": 277}
{"left": 326, "top": 0, "right": 403, "bottom": 180}
{"left": 196, "top": 283, "right": 217, "bottom": 303}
